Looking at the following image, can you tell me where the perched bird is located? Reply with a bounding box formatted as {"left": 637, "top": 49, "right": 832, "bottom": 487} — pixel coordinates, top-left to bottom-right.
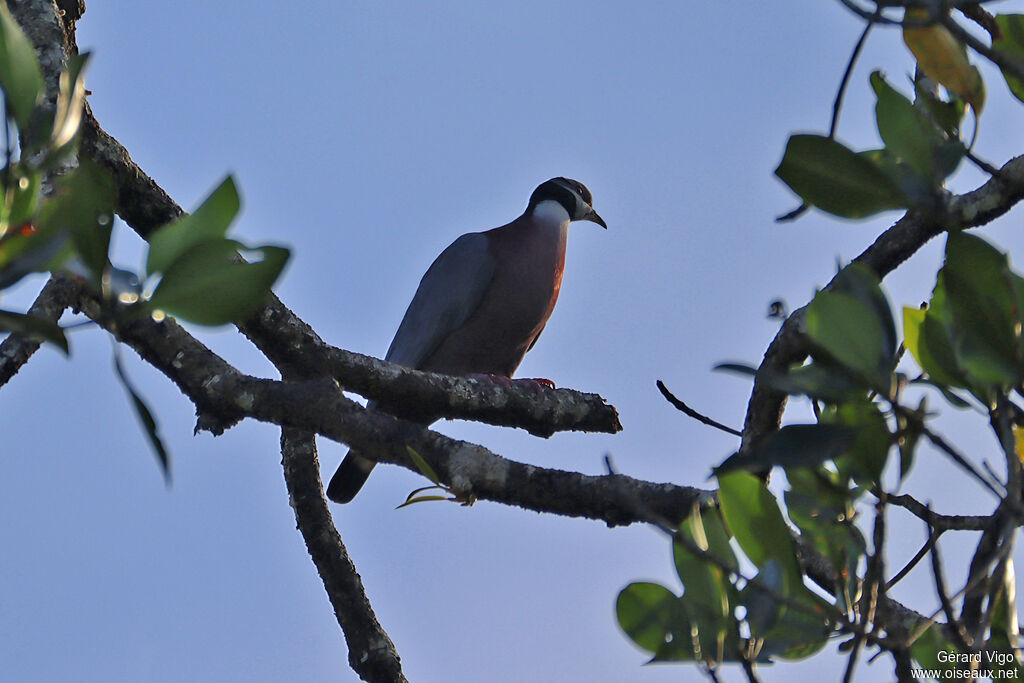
{"left": 327, "top": 177, "right": 606, "bottom": 504}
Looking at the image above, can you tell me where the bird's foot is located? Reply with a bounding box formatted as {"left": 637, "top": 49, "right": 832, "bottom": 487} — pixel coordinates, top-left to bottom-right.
{"left": 466, "top": 374, "right": 555, "bottom": 392}
{"left": 518, "top": 377, "right": 556, "bottom": 390}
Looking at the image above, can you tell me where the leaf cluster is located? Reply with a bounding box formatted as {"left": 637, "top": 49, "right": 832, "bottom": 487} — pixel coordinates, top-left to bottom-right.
{"left": 0, "top": 9, "right": 291, "bottom": 479}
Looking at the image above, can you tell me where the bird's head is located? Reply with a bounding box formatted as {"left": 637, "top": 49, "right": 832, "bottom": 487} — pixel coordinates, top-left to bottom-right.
{"left": 528, "top": 177, "right": 607, "bottom": 229}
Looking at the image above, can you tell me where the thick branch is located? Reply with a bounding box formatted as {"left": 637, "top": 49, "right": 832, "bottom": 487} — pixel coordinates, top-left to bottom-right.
{"left": 0, "top": 1, "right": 85, "bottom": 388}
{"left": 320, "top": 344, "right": 621, "bottom": 436}
{"left": 280, "top": 429, "right": 407, "bottom": 682}
{"left": 77, "top": 114, "right": 621, "bottom": 437}
{"left": 9, "top": 0, "right": 70, "bottom": 117}
{"left": 78, "top": 293, "right": 706, "bottom": 527}
{"left": 81, "top": 105, "right": 185, "bottom": 235}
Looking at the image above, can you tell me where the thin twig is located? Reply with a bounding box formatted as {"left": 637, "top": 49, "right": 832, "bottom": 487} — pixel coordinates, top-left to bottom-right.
{"left": 992, "top": 396, "right": 1020, "bottom": 497}
{"left": 775, "top": 203, "right": 810, "bottom": 223}
{"left": 844, "top": 498, "right": 887, "bottom": 683}
{"left": 701, "top": 663, "right": 723, "bottom": 683}
{"left": 941, "top": 12, "right": 1024, "bottom": 84}
{"left": 886, "top": 492, "right": 992, "bottom": 531}
{"left": 886, "top": 528, "right": 941, "bottom": 590}
{"left": 962, "top": 510, "right": 1015, "bottom": 641}
{"left": 978, "top": 548, "right": 1014, "bottom": 644}
{"left": 927, "top": 516, "right": 976, "bottom": 651}
{"left": 656, "top": 380, "right": 741, "bottom": 436}
{"left": 960, "top": 3, "right": 1000, "bottom": 40}
{"left": 836, "top": 0, "right": 903, "bottom": 25}
{"left": 830, "top": 11, "right": 876, "bottom": 138}
{"left": 740, "top": 657, "right": 763, "bottom": 683}
{"left": 965, "top": 149, "right": 1002, "bottom": 177}
{"left": 894, "top": 404, "right": 1006, "bottom": 498}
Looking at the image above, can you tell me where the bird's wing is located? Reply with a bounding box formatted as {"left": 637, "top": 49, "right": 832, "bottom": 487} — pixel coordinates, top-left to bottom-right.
{"left": 385, "top": 232, "right": 496, "bottom": 369}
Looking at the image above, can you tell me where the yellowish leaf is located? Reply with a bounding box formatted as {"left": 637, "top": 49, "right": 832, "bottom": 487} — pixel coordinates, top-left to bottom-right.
{"left": 903, "top": 10, "right": 986, "bottom": 113}
{"left": 1014, "top": 424, "right": 1024, "bottom": 466}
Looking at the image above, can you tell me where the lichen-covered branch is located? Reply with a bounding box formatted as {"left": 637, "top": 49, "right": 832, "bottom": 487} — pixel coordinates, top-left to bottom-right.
{"left": 75, "top": 291, "right": 703, "bottom": 526}
{"left": 280, "top": 429, "right": 408, "bottom": 683}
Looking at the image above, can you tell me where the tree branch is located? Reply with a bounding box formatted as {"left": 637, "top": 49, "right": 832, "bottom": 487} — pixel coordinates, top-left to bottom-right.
{"left": 887, "top": 492, "right": 994, "bottom": 531}
{"left": 76, "top": 109, "right": 622, "bottom": 439}
{"left": 740, "top": 154, "right": 1024, "bottom": 458}
{"left": 0, "top": 0, "right": 91, "bottom": 389}
{"left": 280, "top": 429, "right": 407, "bottom": 682}
{"left": 319, "top": 342, "right": 621, "bottom": 437}
{"left": 942, "top": 12, "right": 1024, "bottom": 85}
{"left": 74, "top": 291, "right": 707, "bottom": 527}
{"left": 656, "top": 379, "right": 741, "bottom": 436}
{"left": 0, "top": 274, "right": 78, "bottom": 387}
{"left": 18, "top": 3, "right": 411, "bottom": 679}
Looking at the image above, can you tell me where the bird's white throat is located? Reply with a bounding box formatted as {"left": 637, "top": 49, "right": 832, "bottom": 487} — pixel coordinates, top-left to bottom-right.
{"left": 531, "top": 199, "right": 571, "bottom": 227}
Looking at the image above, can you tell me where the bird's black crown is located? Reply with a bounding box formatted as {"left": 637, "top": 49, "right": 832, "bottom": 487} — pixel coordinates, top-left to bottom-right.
{"left": 529, "top": 177, "right": 593, "bottom": 217}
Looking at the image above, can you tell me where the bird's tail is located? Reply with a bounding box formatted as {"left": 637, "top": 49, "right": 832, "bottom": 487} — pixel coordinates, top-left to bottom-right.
{"left": 326, "top": 450, "right": 375, "bottom": 504}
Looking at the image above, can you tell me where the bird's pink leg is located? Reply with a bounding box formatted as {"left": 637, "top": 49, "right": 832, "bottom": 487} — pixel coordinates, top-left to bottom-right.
{"left": 466, "top": 373, "right": 555, "bottom": 392}
{"left": 519, "top": 377, "right": 556, "bottom": 389}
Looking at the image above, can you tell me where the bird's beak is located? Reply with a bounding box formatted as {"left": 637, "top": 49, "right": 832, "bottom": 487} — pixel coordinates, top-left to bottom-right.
{"left": 581, "top": 207, "right": 607, "bottom": 229}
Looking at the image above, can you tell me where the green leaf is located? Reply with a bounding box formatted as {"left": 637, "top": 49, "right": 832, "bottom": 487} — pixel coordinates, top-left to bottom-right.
{"left": 0, "top": 225, "right": 68, "bottom": 289}
{"left": 405, "top": 445, "right": 440, "bottom": 484}
{"left": 758, "top": 593, "right": 831, "bottom": 661}
{"left": 775, "top": 134, "right": 907, "bottom": 219}
{"left": 871, "top": 71, "right": 948, "bottom": 184}
{"left": 857, "top": 148, "right": 938, "bottom": 211}
{"left": 146, "top": 176, "right": 241, "bottom": 275}
{"left": 717, "top": 471, "right": 801, "bottom": 589}
{"left": 826, "top": 400, "right": 892, "bottom": 488}
{"left": 785, "top": 464, "right": 861, "bottom": 516}
{"left": 895, "top": 397, "right": 926, "bottom": 483}
{"left": 805, "top": 291, "right": 888, "bottom": 386}
{"left": 56, "top": 160, "right": 115, "bottom": 281}
{"left": 914, "top": 79, "right": 966, "bottom": 137}
{"left": 0, "top": 165, "right": 39, "bottom": 235}
{"left": 616, "top": 582, "right": 692, "bottom": 660}
{"left": 994, "top": 14, "right": 1024, "bottom": 104}
{"left": 673, "top": 506, "right": 735, "bottom": 627}
{"left": 738, "top": 558, "right": 832, "bottom": 660}
{"left": 741, "top": 560, "right": 784, "bottom": 639}
{"left": 0, "top": 3, "right": 42, "bottom": 131}
{"left": 770, "top": 362, "right": 866, "bottom": 402}
{"left": 396, "top": 486, "right": 451, "bottom": 508}
{"left": 687, "top": 506, "right": 738, "bottom": 574}
{"left": 831, "top": 264, "right": 897, "bottom": 362}
{"left": 910, "top": 625, "right": 959, "bottom": 681}
{"left": 716, "top": 424, "right": 858, "bottom": 474}
{"left": 147, "top": 238, "right": 289, "bottom": 326}
{"left": 0, "top": 308, "right": 67, "bottom": 353}
{"left": 112, "top": 349, "right": 170, "bottom": 483}
{"left": 785, "top": 484, "right": 864, "bottom": 614}
{"left": 724, "top": 360, "right": 865, "bottom": 403}
{"left": 903, "top": 305, "right": 964, "bottom": 389}
{"left": 941, "top": 232, "right": 1021, "bottom": 388}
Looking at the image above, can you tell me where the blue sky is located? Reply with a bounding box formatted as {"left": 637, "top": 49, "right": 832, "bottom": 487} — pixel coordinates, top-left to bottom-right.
{"left": 3, "top": 2, "right": 1024, "bottom": 681}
